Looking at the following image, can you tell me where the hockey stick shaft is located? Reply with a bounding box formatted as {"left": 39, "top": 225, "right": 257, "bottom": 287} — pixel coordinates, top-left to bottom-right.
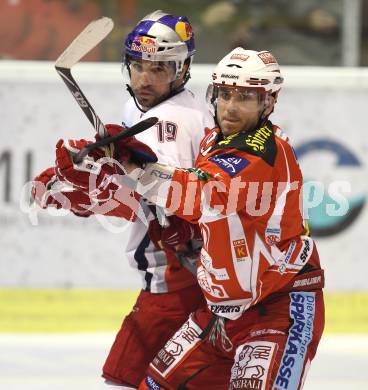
{"left": 73, "top": 117, "right": 158, "bottom": 163}
{"left": 55, "top": 67, "right": 106, "bottom": 137}
{"left": 55, "top": 17, "right": 113, "bottom": 138}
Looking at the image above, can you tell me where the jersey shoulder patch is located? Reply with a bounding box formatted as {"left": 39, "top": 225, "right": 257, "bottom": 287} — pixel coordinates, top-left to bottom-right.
{"left": 208, "top": 153, "right": 250, "bottom": 177}
{"left": 212, "top": 122, "right": 277, "bottom": 166}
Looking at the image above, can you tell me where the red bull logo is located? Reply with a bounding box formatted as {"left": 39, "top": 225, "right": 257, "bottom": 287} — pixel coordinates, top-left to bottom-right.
{"left": 175, "top": 21, "right": 193, "bottom": 41}
{"left": 131, "top": 36, "right": 157, "bottom": 54}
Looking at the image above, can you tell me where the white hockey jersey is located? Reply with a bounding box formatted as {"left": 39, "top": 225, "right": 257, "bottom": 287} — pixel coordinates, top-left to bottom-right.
{"left": 122, "top": 89, "right": 214, "bottom": 293}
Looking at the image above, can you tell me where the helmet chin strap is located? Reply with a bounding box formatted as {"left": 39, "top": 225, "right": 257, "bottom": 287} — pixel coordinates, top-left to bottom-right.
{"left": 254, "top": 94, "right": 275, "bottom": 130}
{"left": 255, "top": 107, "right": 269, "bottom": 130}
{"left": 126, "top": 84, "right": 146, "bottom": 113}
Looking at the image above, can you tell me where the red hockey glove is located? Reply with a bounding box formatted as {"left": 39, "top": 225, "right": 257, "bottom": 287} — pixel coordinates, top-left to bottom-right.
{"left": 32, "top": 167, "right": 140, "bottom": 220}
{"left": 55, "top": 138, "right": 119, "bottom": 191}
{"left": 148, "top": 215, "right": 202, "bottom": 251}
{"left": 97, "top": 124, "right": 158, "bottom": 166}
{"left": 32, "top": 167, "right": 92, "bottom": 216}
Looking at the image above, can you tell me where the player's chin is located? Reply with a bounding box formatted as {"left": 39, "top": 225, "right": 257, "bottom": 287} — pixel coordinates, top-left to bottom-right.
{"left": 221, "top": 120, "right": 241, "bottom": 136}
{"left": 137, "top": 94, "right": 158, "bottom": 109}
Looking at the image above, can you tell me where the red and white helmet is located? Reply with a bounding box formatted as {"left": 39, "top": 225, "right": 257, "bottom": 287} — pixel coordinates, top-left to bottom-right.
{"left": 211, "top": 47, "right": 283, "bottom": 94}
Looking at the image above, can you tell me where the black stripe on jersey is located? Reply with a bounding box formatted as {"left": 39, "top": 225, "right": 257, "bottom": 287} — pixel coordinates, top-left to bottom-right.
{"left": 134, "top": 232, "right": 153, "bottom": 292}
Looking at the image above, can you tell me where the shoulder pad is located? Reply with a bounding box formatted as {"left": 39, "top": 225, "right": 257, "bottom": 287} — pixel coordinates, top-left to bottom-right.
{"left": 212, "top": 122, "right": 277, "bottom": 166}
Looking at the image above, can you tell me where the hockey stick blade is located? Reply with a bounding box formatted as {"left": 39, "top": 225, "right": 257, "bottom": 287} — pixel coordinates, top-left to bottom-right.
{"left": 73, "top": 117, "right": 159, "bottom": 164}
{"left": 55, "top": 17, "right": 113, "bottom": 68}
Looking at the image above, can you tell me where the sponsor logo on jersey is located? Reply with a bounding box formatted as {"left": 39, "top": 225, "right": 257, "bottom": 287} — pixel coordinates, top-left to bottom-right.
{"left": 209, "top": 153, "right": 250, "bottom": 177}
{"left": 221, "top": 73, "right": 239, "bottom": 79}
{"left": 298, "top": 238, "right": 311, "bottom": 264}
{"left": 210, "top": 304, "right": 241, "bottom": 314}
{"left": 233, "top": 239, "right": 248, "bottom": 260}
{"left": 131, "top": 36, "right": 157, "bottom": 54}
{"left": 293, "top": 275, "right": 322, "bottom": 289}
{"left": 277, "top": 240, "right": 296, "bottom": 274}
{"left": 151, "top": 169, "right": 173, "bottom": 180}
{"left": 245, "top": 126, "right": 273, "bottom": 153}
{"left": 231, "top": 341, "right": 276, "bottom": 390}
{"left": 284, "top": 240, "right": 297, "bottom": 262}
{"left": 151, "top": 319, "right": 202, "bottom": 376}
{"left": 258, "top": 51, "right": 277, "bottom": 65}
{"left": 218, "top": 132, "right": 239, "bottom": 146}
{"left": 275, "top": 292, "right": 315, "bottom": 389}
{"left": 144, "top": 376, "right": 162, "bottom": 390}
{"left": 249, "top": 328, "right": 285, "bottom": 338}
{"left": 230, "top": 53, "right": 249, "bottom": 62}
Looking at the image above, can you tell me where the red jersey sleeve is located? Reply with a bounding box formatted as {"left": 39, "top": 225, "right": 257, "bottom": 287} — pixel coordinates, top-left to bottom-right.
{"left": 167, "top": 148, "right": 274, "bottom": 223}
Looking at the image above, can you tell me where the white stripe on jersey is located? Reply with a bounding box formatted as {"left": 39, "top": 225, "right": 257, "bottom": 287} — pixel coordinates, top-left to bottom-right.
{"left": 227, "top": 213, "right": 252, "bottom": 294}
{"left": 265, "top": 141, "right": 291, "bottom": 245}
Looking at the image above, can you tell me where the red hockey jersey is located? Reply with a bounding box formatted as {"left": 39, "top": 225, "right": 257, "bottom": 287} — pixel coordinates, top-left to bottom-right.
{"left": 166, "top": 122, "right": 319, "bottom": 319}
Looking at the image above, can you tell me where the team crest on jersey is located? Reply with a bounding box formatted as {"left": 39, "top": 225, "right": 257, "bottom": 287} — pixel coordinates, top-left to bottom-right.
{"left": 213, "top": 122, "right": 277, "bottom": 166}
{"left": 265, "top": 227, "right": 281, "bottom": 245}
{"left": 209, "top": 153, "right": 250, "bottom": 177}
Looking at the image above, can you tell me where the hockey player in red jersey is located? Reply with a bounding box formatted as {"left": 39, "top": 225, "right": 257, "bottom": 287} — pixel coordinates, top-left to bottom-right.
{"left": 32, "top": 10, "right": 233, "bottom": 390}
{"left": 116, "top": 47, "right": 325, "bottom": 390}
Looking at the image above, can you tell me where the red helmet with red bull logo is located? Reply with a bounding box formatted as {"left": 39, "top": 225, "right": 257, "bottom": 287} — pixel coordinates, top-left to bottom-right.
{"left": 124, "top": 10, "right": 195, "bottom": 81}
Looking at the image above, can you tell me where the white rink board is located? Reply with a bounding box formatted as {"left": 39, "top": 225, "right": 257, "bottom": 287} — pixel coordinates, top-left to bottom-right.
{"left": 0, "top": 61, "right": 367, "bottom": 289}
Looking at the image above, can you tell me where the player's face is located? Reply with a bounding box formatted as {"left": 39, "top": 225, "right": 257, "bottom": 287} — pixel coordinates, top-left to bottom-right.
{"left": 216, "top": 87, "right": 264, "bottom": 137}
{"left": 129, "top": 59, "right": 176, "bottom": 110}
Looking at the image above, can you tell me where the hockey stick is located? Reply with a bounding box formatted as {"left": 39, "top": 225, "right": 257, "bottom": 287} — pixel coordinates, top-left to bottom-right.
{"left": 55, "top": 16, "right": 113, "bottom": 138}
{"left": 73, "top": 117, "right": 158, "bottom": 163}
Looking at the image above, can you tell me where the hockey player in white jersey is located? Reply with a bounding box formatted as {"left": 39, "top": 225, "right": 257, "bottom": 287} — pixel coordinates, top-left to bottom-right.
{"left": 98, "top": 11, "right": 218, "bottom": 389}
{"left": 32, "top": 10, "right": 232, "bottom": 390}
